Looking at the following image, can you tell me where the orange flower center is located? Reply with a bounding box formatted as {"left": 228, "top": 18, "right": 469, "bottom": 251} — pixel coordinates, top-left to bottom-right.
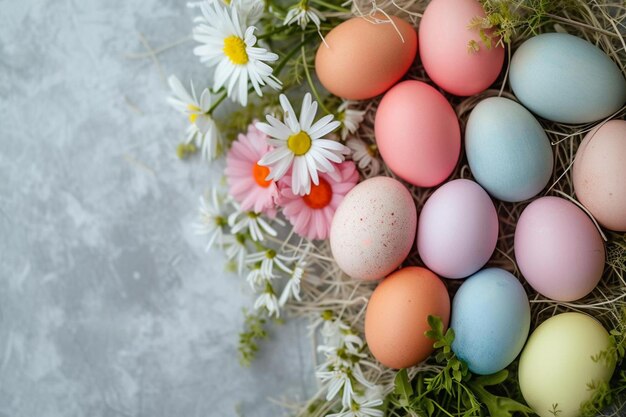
{"left": 303, "top": 178, "right": 332, "bottom": 209}
{"left": 252, "top": 163, "right": 272, "bottom": 188}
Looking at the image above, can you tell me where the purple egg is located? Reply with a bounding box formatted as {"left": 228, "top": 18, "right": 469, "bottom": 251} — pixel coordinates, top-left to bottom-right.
{"left": 417, "top": 179, "right": 498, "bottom": 279}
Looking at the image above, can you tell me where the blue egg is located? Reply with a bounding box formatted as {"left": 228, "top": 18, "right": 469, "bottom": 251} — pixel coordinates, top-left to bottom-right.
{"left": 465, "top": 97, "right": 553, "bottom": 202}
{"left": 451, "top": 268, "right": 530, "bottom": 375}
{"left": 510, "top": 33, "right": 626, "bottom": 124}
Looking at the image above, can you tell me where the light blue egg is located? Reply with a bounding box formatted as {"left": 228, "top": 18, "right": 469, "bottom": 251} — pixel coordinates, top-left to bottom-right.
{"left": 465, "top": 97, "right": 553, "bottom": 202}
{"left": 510, "top": 33, "right": 626, "bottom": 124}
{"left": 451, "top": 268, "right": 530, "bottom": 375}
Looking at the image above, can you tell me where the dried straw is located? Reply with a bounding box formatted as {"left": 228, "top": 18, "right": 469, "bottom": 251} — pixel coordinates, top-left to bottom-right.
{"left": 284, "top": 0, "right": 626, "bottom": 415}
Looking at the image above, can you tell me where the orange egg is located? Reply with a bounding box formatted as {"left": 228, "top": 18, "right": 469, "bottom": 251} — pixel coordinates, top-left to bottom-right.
{"left": 365, "top": 267, "right": 450, "bottom": 369}
{"left": 315, "top": 15, "right": 417, "bottom": 100}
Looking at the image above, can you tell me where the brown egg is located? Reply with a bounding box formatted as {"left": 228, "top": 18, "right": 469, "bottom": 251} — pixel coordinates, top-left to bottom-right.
{"left": 365, "top": 267, "right": 450, "bottom": 369}
{"left": 315, "top": 15, "right": 417, "bottom": 100}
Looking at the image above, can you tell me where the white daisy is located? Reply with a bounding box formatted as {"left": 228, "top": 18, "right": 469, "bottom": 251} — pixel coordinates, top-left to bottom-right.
{"left": 320, "top": 318, "right": 351, "bottom": 348}
{"left": 188, "top": 0, "right": 263, "bottom": 26}
{"left": 317, "top": 366, "right": 355, "bottom": 408}
{"left": 347, "top": 138, "right": 381, "bottom": 178}
{"left": 257, "top": 93, "right": 350, "bottom": 195}
{"left": 246, "top": 249, "right": 293, "bottom": 277}
{"left": 228, "top": 207, "right": 278, "bottom": 241}
{"left": 307, "top": 309, "right": 334, "bottom": 336}
{"left": 283, "top": 0, "right": 325, "bottom": 30}
{"left": 245, "top": 265, "right": 266, "bottom": 290}
{"left": 338, "top": 101, "right": 366, "bottom": 140}
{"left": 192, "top": 1, "right": 281, "bottom": 106}
{"left": 167, "top": 75, "right": 221, "bottom": 160}
{"left": 279, "top": 262, "right": 306, "bottom": 305}
{"left": 254, "top": 281, "right": 280, "bottom": 317}
{"left": 327, "top": 398, "right": 384, "bottom": 417}
{"left": 224, "top": 233, "right": 249, "bottom": 275}
{"left": 194, "top": 190, "right": 228, "bottom": 251}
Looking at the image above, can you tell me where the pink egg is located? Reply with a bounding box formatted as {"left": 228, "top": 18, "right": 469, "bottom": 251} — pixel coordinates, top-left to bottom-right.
{"left": 375, "top": 80, "right": 461, "bottom": 187}
{"left": 417, "top": 179, "right": 498, "bottom": 279}
{"left": 573, "top": 120, "right": 626, "bottom": 232}
{"left": 419, "top": 0, "right": 504, "bottom": 96}
{"left": 514, "top": 197, "right": 605, "bottom": 302}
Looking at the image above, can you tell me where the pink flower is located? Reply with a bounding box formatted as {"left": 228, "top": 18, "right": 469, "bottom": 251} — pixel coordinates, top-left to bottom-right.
{"left": 279, "top": 161, "right": 359, "bottom": 240}
{"left": 225, "top": 123, "right": 279, "bottom": 215}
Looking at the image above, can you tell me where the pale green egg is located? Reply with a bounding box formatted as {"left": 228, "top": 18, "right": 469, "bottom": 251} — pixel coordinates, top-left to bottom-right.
{"left": 518, "top": 312, "right": 615, "bottom": 417}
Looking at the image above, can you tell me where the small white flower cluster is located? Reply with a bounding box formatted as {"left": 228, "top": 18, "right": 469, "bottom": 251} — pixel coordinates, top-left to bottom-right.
{"left": 167, "top": 75, "right": 222, "bottom": 161}
{"left": 194, "top": 188, "right": 311, "bottom": 317}
{"left": 313, "top": 315, "right": 384, "bottom": 417}
{"left": 284, "top": 0, "right": 326, "bottom": 30}
{"left": 337, "top": 101, "right": 380, "bottom": 178}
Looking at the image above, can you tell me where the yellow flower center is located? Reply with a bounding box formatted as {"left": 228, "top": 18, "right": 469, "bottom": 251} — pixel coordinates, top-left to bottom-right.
{"left": 187, "top": 104, "right": 201, "bottom": 124}
{"left": 223, "top": 35, "right": 249, "bottom": 65}
{"left": 287, "top": 131, "right": 312, "bottom": 156}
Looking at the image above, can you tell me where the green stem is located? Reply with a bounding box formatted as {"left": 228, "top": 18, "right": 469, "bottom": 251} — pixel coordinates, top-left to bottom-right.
{"left": 310, "top": 0, "right": 350, "bottom": 13}
{"left": 431, "top": 401, "right": 455, "bottom": 417}
{"left": 301, "top": 43, "right": 332, "bottom": 115}
{"left": 257, "top": 24, "right": 294, "bottom": 40}
{"left": 274, "top": 32, "right": 317, "bottom": 77}
{"left": 208, "top": 90, "right": 228, "bottom": 114}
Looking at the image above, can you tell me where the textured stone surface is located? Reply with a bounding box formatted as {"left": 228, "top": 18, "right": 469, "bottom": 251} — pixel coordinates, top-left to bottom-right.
{"left": 0, "top": 0, "right": 314, "bottom": 415}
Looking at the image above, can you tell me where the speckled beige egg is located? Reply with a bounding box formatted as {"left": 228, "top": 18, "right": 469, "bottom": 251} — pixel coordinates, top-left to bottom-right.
{"left": 330, "top": 177, "right": 417, "bottom": 280}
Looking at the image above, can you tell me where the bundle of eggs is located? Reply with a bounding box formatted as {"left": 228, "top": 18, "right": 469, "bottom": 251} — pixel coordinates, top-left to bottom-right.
{"left": 316, "top": 0, "right": 626, "bottom": 416}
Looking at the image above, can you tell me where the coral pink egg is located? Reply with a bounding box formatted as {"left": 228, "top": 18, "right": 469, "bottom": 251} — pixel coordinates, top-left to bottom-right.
{"left": 375, "top": 80, "right": 461, "bottom": 187}
{"left": 514, "top": 197, "right": 605, "bottom": 302}
{"left": 419, "top": 0, "right": 504, "bottom": 96}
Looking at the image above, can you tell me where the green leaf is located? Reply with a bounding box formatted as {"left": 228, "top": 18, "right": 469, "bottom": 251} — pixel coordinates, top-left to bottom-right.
{"left": 453, "top": 368, "right": 462, "bottom": 382}
{"left": 394, "top": 369, "right": 414, "bottom": 407}
{"left": 474, "top": 370, "right": 509, "bottom": 386}
{"left": 425, "top": 315, "right": 444, "bottom": 341}
{"left": 423, "top": 398, "right": 435, "bottom": 416}
{"left": 469, "top": 373, "right": 534, "bottom": 417}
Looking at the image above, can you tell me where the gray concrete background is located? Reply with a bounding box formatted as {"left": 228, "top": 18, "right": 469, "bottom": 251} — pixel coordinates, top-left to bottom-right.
{"left": 0, "top": 0, "right": 315, "bottom": 415}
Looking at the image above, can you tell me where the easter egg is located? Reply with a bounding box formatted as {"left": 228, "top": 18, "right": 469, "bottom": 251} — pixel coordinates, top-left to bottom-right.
{"left": 573, "top": 120, "right": 626, "bottom": 232}
{"left": 451, "top": 268, "right": 530, "bottom": 375}
{"left": 514, "top": 197, "right": 605, "bottom": 301}
{"left": 417, "top": 179, "right": 498, "bottom": 279}
{"left": 375, "top": 80, "right": 461, "bottom": 187}
{"left": 330, "top": 177, "right": 417, "bottom": 280}
{"left": 510, "top": 33, "right": 626, "bottom": 124}
{"left": 365, "top": 266, "right": 450, "bottom": 369}
{"left": 465, "top": 97, "right": 554, "bottom": 202}
{"left": 419, "top": 0, "right": 504, "bottom": 96}
{"left": 315, "top": 15, "right": 417, "bottom": 100}
{"left": 519, "top": 313, "right": 615, "bottom": 417}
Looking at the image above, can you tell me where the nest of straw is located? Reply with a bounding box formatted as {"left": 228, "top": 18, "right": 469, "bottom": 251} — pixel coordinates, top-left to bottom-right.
{"left": 283, "top": 0, "right": 626, "bottom": 415}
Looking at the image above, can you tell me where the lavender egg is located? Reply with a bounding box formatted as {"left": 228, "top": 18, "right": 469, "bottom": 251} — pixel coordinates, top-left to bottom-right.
{"left": 417, "top": 179, "right": 498, "bottom": 279}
